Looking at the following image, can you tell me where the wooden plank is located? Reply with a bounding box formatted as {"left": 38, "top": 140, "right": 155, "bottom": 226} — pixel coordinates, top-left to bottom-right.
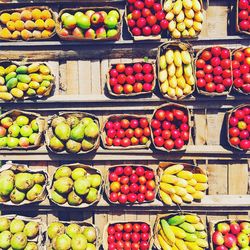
{"left": 228, "top": 162, "right": 249, "bottom": 195}
{"left": 91, "top": 60, "right": 101, "bottom": 95}
{"left": 78, "top": 60, "right": 91, "bottom": 95}
{"left": 47, "top": 61, "right": 60, "bottom": 95}
{"left": 66, "top": 61, "right": 79, "bottom": 95}
{"left": 206, "top": 111, "right": 225, "bottom": 145}
{"left": 208, "top": 164, "right": 228, "bottom": 195}
{"left": 59, "top": 61, "right": 67, "bottom": 95}
{"left": 100, "top": 59, "right": 109, "bottom": 95}
{"left": 194, "top": 110, "right": 207, "bottom": 145}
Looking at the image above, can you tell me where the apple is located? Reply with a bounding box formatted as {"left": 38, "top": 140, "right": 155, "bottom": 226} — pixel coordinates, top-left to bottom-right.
{"left": 240, "top": 222, "right": 250, "bottom": 234}
{"left": 91, "top": 12, "right": 104, "bottom": 25}
{"left": 224, "top": 233, "right": 236, "bottom": 248}
{"left": 230, "top": 222, "right": 241, "bottom": 235}
{"left": 212, "top": 231, "right": 224, "bottom": 245}
{"left": 96, "top": 26, "right": 106, "bottom": 38}
{"left": 237, "top": 232, "right": 249, "bottom": 247}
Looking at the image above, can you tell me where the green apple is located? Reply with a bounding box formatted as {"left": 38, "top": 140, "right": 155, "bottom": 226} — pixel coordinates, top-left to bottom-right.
{"left": 107, "top": 29, "right": 118, "bottom": 38}
{"left": 104, "top": 15, "right": 118, "bottom": 29}
{"left": 108, "top": 10, "right": 119, "bottom": 20}
{"left": 237, "top": 232, "right": 249, "bottom": 248}
{"left": 76, "top": 14, "right": 91, "bottom": 29}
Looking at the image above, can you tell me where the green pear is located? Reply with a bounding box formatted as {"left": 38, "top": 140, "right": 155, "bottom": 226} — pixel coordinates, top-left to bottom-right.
{"left": 71, "top": 234, "right": 87, "bottom": 250}
{"left": 51, "top": 190, "right": 67, "bottom": 204}
{"left": 11, "top": 232, "right": 27, "bottom": 250}
{"left": 85, "top": 188, "right": 98, "bottom": 203}
{"left": 10, "top": 188, "right": 26, "bottom": 204}
{"left": 24, "top": 242, "right": 38, "bottom": 250}
{"left": 23, "top": 221, "right": 39, "bottom": 238}
{"left": 0, "top": 217, "right": 10, "bottom": 232}
{"left": 81, "top": 139, "right": 94, "bottom": 151}
{"left": 15, "top": 173, "right": 34, "bottom": 191}
{"left": 55, "top": 123, "right": 71, "bottom": 141}
{"left": 10, "top": 219, "right": 25, "bottom": 234}
{"left": 87, "top": 174, "right": 101, "bottom": 188}
{"left": 51, "top": 117, "right": 66, "bottom": 128}
{"left": 67, "top": 191, "right": 82, "bottom": 206}
{"left": 70, "top": 123, "right": 85, "bottom": 142}
{"left": 74, "top": 177, "right": 90, "bottom": 196}
{"left": 71, "top": 168, "right": 86, "bottom": 181}
{"left": 55, "top": 234, "right": 71, "bottom": 250}
{"left": 0, "top": 175, "right": 14, "bottom": 196}
{"left": 0, "top": 230, "right": 12, "bottom": 249}
{"left": 54, "top": 166, "right": 72, "bottom": 180}
{"left": 80, "top": 117, "right": 94, "bottom": 127}
{"left": 66, "top": 116, "right": 79, "bottom": 128}
{"left": 82, "top": 227, "right": 96, "bottom": 243}
{"left": 33, "top": 173, "right": 46, "bottom": 184}
{"left": 49, "top": 136, "right": 65, "bottom": 152}
{"left": 54, "top": 177, "right": 73, "bottom": 194}
{"left": 26, "top": 184, "right": 43, "bottom": 201}
{"left": 65, "top": 140, "right": 81, "bottom": 154}
{"left": 65, "top": 224, "right": 81, "bottom": 238}
{"left": 48, "top": 222, "right": 65, "bottom": 240}
{"left": 84, "top": 123, "right": 99, "bottom": 139}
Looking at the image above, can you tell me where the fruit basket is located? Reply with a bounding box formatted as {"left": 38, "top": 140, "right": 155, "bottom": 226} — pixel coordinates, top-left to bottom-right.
{"left": 105, "top": 164, "right": 159, "bottom": 205}
{"left": 209, "top": 219, "right": 250, "bottom": 249}
{"left": 0, "top": 214, "right": 46, "bottom": 249}
{"left": 157, "top": 162, "right": 208, "bottom": 206}
{"left": 45, "top": 111, "right": 100, "bottom": 154}
{"left": 48, "top": 163, "right": 103, "bottom": 208}
{"left": 47, "top": 220, "right": 101, "bottom": 250}
{"left": 106, "top": 60, "right": 156, "bottom": 97}
{"left": 154, "top": 212, "right": 208, "bottom": 250}
{"left": 0, "top": 6, "right": 56, "bottom": 41}
{"left": 56, "top": 7, "right": 121, "bottom": 41}
{"left": 227, "top": 104, "right": 250, "bottom": 151}
{"left": 232, "top": 47, "right": 250, "bottom": 95}
{"left": 0, "top": 61, "right": 55, "bottom": 101}
{"left": 125, "top": 0, "right": 168, "bottom": 41}
{"left": 0, "top": 161, "right": 48, "bottom": 206}
{"left": 0, "top": 109, "right": 45, "bottom": 150}
{"left": 150, "top": 103, "right": 191, "bottom": 152}
{"left": 157, "top": 41, "right": 195, "bottom": 100}
{"left": 103, "top": 220, "right": 153, "bottom": 250}
{"left": 102, "top": 114, "right": 151, "bottom": 149}
{"left": 195, "top": 46, "right": 233, "bottom": 96}
{"left": 235, "top": 0, "right": 250, "bottom": 36}
{"left": 163, "top": 0, "right": 204, "bottom": 39}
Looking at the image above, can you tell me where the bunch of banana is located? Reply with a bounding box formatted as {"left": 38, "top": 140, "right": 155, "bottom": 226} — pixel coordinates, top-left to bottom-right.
{"left": 157, "top": 214, "right": 208, "bottom": 250}
{"left": 159, "top": 47, "right": 195, "bottom": 99}
{"left": 159, "top": 164, "right": 208, "bottom": 205}
{"left": 163, "top": 0, "right": 203, "bottom": 38}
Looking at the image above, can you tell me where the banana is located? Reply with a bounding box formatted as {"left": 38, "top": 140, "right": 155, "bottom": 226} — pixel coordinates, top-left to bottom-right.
{"left": 176, "top": 178, "right": 188, "bottom": 188}
{"left": 173, "top": 186, "right": 187, "bottom": 196}
{"left": 177, "top": 170, "right": 193, "bottom": 180}
{"left": 179, "top": 222, "right": 196, "bottom": 233}
{"left": 160, "top": 190, "right": 173, "bottom": 205}
{"left": 160, "top": 182, "right": 176, "bottom": 194}
{"left": 192, "top": 191, "right": 205, "bottom": 200}
{"left": 193, "top": 222, "right": 205, "bottom": 231}
{"left": 167, "top": 215, "right": 185, "bottom": 226}
{"left": 164, "top": 165, "right": 184, "bottom": 175}
{"left": 194, "top": 183, "right": 208, "bottom": 191}
{"left": 170, "top": 193, "right": 183, "bottom": 204}
{"left": 158, "top": 234, "right": 172, "bottom": 250}
{"left": 193, "top": 174, "right": 208, "bottom": 183}
{"left": 175, "top": 238, "right": 188, "bottom": 250}
{"left": 187, "top": 178, "right": 197, "bottom": 186}
{"left": 170, "top": 226, "right": 187, "bottom": 239}
{"left": 186, "top": 242, "right": 203, "bottom": 250}
{"left": 184, "top": 232, "right": 198, "bottom": 242}
{"left": 186, "top": 185, "right": 196, "bottom": 194}
{"left": 161, "top": 219, "right": 176, "bottom": 244}
{"left": 182, "top": 193, "right": 194, "bottom": 203}
{"left": 181, "top": 51, "right": 192, "bottom": 64}
{"left": 185, "top": 214, "right": 200, "bottom": 224}
{"left": 196, "top": 238, "right": 209, "bottom": 248}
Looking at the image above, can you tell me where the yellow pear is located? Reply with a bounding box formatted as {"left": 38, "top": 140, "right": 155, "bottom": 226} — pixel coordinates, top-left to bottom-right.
{"left": 159, "top": 70, "right": 168, "bottom": 83}
{"left": 166, "top": 11, "right": 175, "bottom": 21}
{"left": 192, "top": 0, "right": 201, "bottom": 12}
{"left": 168, "top": 63, "right": 176, "bottom": 76}
{"left": 160, "top": 80, "right": 169, "bottom": 93}
{"left": 172, "top": 29, "right": 181, "bottom": 38}
{"left": 176, "top": 11, "right": 185, "bottom": 23}
{"left": 167, "top": 87, "right": 176, "bottom": 98}
{"left": 174, "top": 50, "right": 182, "bottom": 67}
{"left": 188, "top": 27, "right": 196, "bottom": 37}
{"left": 193, "top": 21, "right": 202, "bottom": 31}
{"left": 168, "top": 20, "right": 176, "bottom": 32}
{"left": 169, "top": 75, "right": 177, "bottom": 88}
{"left": 184, "top": 18, "right": 193, "bottom": 28}
{"left": 194, "top": 11, "right": 203, "bottom": 22}
{"left": 184, "top": 84, "right": 192, "bottom": 94}
{"left": 184, "top": 9, "right": 194, "bottom": 19}
{"left": 165, "top": 50, "right": 174, "bottom": 64}
{"left": 183, "top": 0, "right": 193, "bottom": 9}
{"left": 164, "top": 0, "right": 173, "bottom": 12}
{"left": 177, "top": 76, "right": 186, "bottom": 89}
{"left": 176, "top": 66, "right": 183, "bottom": 78}
{"left": 177, "top": 22, "right": 186, "bottom": 32}
{"left": 173, "top": 0, "right": 183, "bottom": 15}
{"left": 181, "top": 51, "right": 191, "bottom": 64}
{"left": 175, "top": 87, "right": 183, "bottom": 98}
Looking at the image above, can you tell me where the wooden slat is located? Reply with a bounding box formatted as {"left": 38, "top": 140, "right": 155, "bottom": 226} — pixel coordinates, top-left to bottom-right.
{"left": 59, "top": 61, "right": 67, "bottom": 95}
{"left": 208, "top": 164, "right": 228, "bottom": 195}
{"left": 78, "top": 60, "right": 91, "bottom": 95}
{"left": 47, "top": 61, "right": 60, "bottom": 95}
{"left": 194, "top": 110, "right": 207, "bottom": 145}
{"left": 66, "top": 61, "right": 79, "bottom": 95}
{"left": 91, "top": 60, "right": 101, "bottom": 95}
{"left": 100, "top": 59, "right": 109, "bottom": 95}
{"left": 228, "top": 162, "right": 249, "bottom": 195}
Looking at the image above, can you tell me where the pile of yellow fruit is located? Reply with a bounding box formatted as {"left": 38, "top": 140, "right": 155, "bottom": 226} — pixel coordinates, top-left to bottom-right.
{"left": 156, "top": 214, "right": 208, "bottom": 250}
{"left": 159, "top": 164, "right": 208, "bottom": 205}
{"left": 158, "top": 43, "right": 195, "bottom": 99}
{"left": 0, "top": 63, "right": 54, "bottom": 101}
{"left": 0, "top": 8, "right": 55, "bottom": 40}
{"left": 164, "top": 0, "right": 203, "bottom": 38}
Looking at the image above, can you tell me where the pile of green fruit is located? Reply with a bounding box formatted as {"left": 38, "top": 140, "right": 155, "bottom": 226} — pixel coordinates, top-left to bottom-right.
{"left": 0, "top": 112, "right": 41, "bottom": 149}
{"left": 0, "top": 167, "right": 47, "bottom": 204}
{"left": 48, "top": 222, "right": 98, "bottom": 250}
{"left": 156, "top": 214, "right": 208, "bottom": 250}
{"left": 0, "top": 63, "right": 54, "bottom": 101}
{"left": 49, "top": 165, "right": 102, "bottom": 207}
{"left": 47, "top": 113, "right": 100, "bottom": 153}
{"left": 0, "top": 216, "right": 42, "bottom": 250}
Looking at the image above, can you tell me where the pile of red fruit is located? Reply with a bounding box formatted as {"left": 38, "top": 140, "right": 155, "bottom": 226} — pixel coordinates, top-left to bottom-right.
{"left": 104, "top": 116, "right": 151, "bottom": 148}
{"left": 107, "top": 222, "right": 151, "bottom": 250}
{"left": 232, "top": 48, "right": 250, "bottom": 94}
{"left": 237, "top": 0, "right": 250, "bottom": 33}
{"left": 108, "top": 165, "right": 156, "bottom": 204}
{"left": 196, "top": 46, "right": 232, "bottom": 95}
{"left": 228, "top": 105, "right": 250, "bottom": 151}
{"left": 108, "top": 62, "right": 155, "bottom": 95}
{"left": 151, "top": 105, "right": 190, "bottom": 151}
{"left": 126, "top": 0, "right": 169, "bottom": 38}
{"left": 212, "top": 220, "right": 250, "bottom": 249}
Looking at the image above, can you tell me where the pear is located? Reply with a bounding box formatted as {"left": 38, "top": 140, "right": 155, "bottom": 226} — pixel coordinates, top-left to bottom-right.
{"left": 0, "top": 230, "right": 12, "bottom": 249}
{"left": 15, "top": 173, "right": 34, "bottom": 191}
{"left": 23, "top": 221, "right": 39, "bottom": 238}
{"left": 0, "top": 217, "right": 10, "bottom": 232}
{"left": 33, "top": 173, "right": 46, "bottom": 184}
{"left": 84, "top": 123, "right": 99, "bottom": 139}
{"left": 86, "top": 243, "right": 96, "bottom": 250}
{"left": 66, "top": 140, "right": 81, "bottom": 154}
{"left": 70, "top": 123, "right": 85, "bottom": 142}
{"left": 11, "top": 232, "right": 27, "bottom": 250}
{"left": 51, "top": 190, "right": 67, "bottom": 204}
{"left": 81, "top": 139, "right": 94, "bottom": 151}
{"left": 55, "top": 234, "right": 71, "bottom": 250}
{"left": 10, "top": 219, "right": 25, "bottom": 234}
{"left": 71, "top": 234, "right": 87, "bottom": 250}
{"left": 48, "top": 222, "right": 65, "bottom": 239}
{"left": 10, "top": 188, "right": 26, "bottom": 204}
{"left": 86, "top": 174, "right": 101, "bottom": 188}
{"left": 74, "top": 177, "right": 90, "bottom": 196}
{"left": 24, "top": 242, "right": 38, "bottom": 250}
{"left": 67, "top": 191, "right": 82, "bottom": 206}
{"left": 65, "top": 224, "right": 81, "bottom": 238}
{"left": 55, "top": 123, "right": 71, "bottom": 141}
{"left": 71, "top": 168, "right": 86, "bottom": 181}
{"left": 85, "top": 188, "right": 98, "bottom": 203}
{"left": 54, "top": 177, "right": 73, "bottom": 194}
{"left": 0, "top": 175, "right": 14, "bottom": 196}
{"left": 54, "top": 166, "right": 72, "bottom": 180}
{"left": 66, "top": 116, "right": 80, "bottom": 128}
{"left": 51, "top": 117, "right": 66, "bottom": 128}
{"left": 0, "top": 170, "right": 14, "bottom": 178}
{"left": 80, "top": 117, "right": 94, "bottom": 127}
{"left": 26, "top": 184, "right": 43, "bottom": 201}
{"left": 49, "top": 136, "right": 64, "bottom": 152}
{"left": 82, "top": 227, "right": 96, "bottom": 243}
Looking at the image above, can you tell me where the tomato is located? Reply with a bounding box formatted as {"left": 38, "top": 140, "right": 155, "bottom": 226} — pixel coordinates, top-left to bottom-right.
{"left": 196, "top": 70, "right": 205, "bottom": 78}
{"left": 155, "top": 109, "right": 165, "bottom": 121}
{"left": 221, "top": 48, "right": 230, "bottom": 59}
{"left": 205, "top": 82, "right": 216, "bottom": 92}
{"left": 211, "top": 46, "right": 221, "bottom": 57}
{"left": 234, "top": 51, "right": 245, "bottom": 62}
{"left": 203, "top": 64, "right": 213, "bottom": 74}
{"left": 116, "top": 64, "right": 125, "bottom": 73}
{"left": 201, "top": 50, "right": 212, "bottom": 61}
{"left": 121, "top": 119, "right": 130, "bottom": 129}
{"left": 196, "top": 59, "right": 206, "bottom": 68}
{"left": 124, "top": 223, "right": 133, "bottom": 233}
{"left": 232, "top": 60, "right": 240, "bottom": 69}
